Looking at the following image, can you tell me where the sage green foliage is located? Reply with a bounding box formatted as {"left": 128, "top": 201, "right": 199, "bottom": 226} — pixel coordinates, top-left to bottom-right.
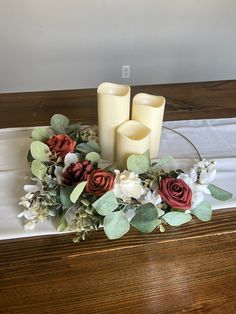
{"left": 163, "top": 211, "right": 192, "bottom": 226}
{"left": 70, "top": 181, "right": 87, "bottom": 203}
{"left": 50, "top": 114, "right": 69, "bottom": 134}
{"left": 60, "top": 185, "right": 74, "bottom": 208}
{"left": 103, "top": 211, "right": 130, "bottom": 239}
{"left": 31, "top": 160, "right": 47, "bottom": 180}
{"left": 130, "top": 203, "right": 160, "bottom": 233}
{"left": 77, "top": 140, "right": 101, "bottom": 154}
{"left": 151, "top": 155, "right": 174, "bottom": 171}
{"left": 85, "top": 152, "right": 100, "bottom": 163}
{"left": 127, "top": 151, "right": 150, "bottom": 174}
{"left": 32, "top": 127, "right": 50, "bottom": 142}
{"left": 92, "top": 191, "right": 118, "bottom": 216}
{"left": 57, "top": 214, "right": 68, "bottom": 232}
{"left": 30, "top": 141, "right": 50, "bottom": 161}
{"left": 208, "top": 184, "right": 233, "bottom": 201}
{"left": 191, "top": 200, "right": 212, "bottom": 221}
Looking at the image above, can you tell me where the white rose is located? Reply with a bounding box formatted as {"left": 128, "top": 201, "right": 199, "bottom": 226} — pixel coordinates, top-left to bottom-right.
{"left": 113, "top": 170, "right": 146, "bottom": 202}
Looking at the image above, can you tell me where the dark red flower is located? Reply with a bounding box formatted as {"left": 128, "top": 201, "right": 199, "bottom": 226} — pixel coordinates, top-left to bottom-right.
{"left": 158, "top": 177, "right": 192, "bottom": 210}
{"left": 86, "top": 169, "right": 115, "bottom": 197}
{"left": 46, "top": 134, "right": 76, "bottom": 158}
{"left": 62, "top": 160, "right": 94, "bottom": 185}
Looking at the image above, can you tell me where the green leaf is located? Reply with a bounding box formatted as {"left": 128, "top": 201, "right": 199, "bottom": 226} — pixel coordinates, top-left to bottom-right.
{"left": 208, "top": 184, "right": 233, "bottom": 201}
{"left": 30, "top": 141, "right": 50, "bottom": 161}
{"left": 151, "top": 155, "right": 173, "bottom": 171}
{"left": 76, "top": 141, "right": 101, "bottom": 154}
{"left": 60, "top": 185, "right": 74, "bottom": 208}
{"left": 92, "top": 191, "right": 118, "bottom": 216}
{"left": 50, "top": 114, "right": 69, "bottom": 134}
{"left": 163, "top": 211, "right": 192, "bottom": 226}
{"left": 32, "top": 127, "right": 50, "bottom": 142}
{"left": 127, "top": 154, "right": 149, "bottom": 174}
{"left": 157, "top": 208, "right": 165, "bottom": 217}
{"left": 103, "top": 211, "right": 130, "bottom": 239}
{"left": 57, "top": 214, "right": 68, "bottom": 232}
{"left": 130, "top": 203, "right": 159, "bottom": 233}
{"left": 143, "top": 149, "right": 151, "bottom": 167}
{"left": 191, "top": 200, "right": 212, "bottom": 222}
{"left": 85, "top": 152, "right": 100, "bottom": 163}
{"left": 31, "top": 160, "right": 47, "bottom": 180}
{"left": 70, "top": 181, "right": 87, "bottom": 203}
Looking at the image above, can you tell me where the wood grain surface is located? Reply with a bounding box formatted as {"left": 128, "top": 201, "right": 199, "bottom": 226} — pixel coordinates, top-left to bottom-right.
{"left": 0, "top": 80, "right": 236, "bottom": 314}
{"left": 0, "top": 80, "right": 236, "bottom": 128}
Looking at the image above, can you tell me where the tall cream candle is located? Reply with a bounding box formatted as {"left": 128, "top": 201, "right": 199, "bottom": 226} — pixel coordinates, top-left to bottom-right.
{"left": 132, "top": 93, "right": 165, "bottom": 158}
{"left": 116, "top": 120, "right": 151, "bottom": 168}
{"left": 97, "top": 82, "right": 130, "bottom": 161}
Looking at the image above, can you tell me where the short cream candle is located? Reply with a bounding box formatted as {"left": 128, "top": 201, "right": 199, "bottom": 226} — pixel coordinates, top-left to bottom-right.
{"left": 97, "top": 82, "right": 130, "bottom": 161}
{"left": 116, "top": 120, "right": 151, "bottom": 168}
{"left": 132, "top": 93, "right": 165, "bottom": 158}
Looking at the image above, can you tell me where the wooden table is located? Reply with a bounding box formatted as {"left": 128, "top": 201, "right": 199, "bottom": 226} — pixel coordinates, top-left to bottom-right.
{"left": 0, "top": 80, "right": 236, "bottom": 314}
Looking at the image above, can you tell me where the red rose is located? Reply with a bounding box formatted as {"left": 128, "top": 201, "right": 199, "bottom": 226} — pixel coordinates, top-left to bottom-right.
{"left": 46, "top": 134, "right": 76, "bottom": 158}
{"left": 62, "top": 160, "right": 94, "bottom": 185}
{"left": 158, "top": 177, "right": 192, "bottom": 210}
{"left": 86, "top": 169, "right": 115, "bottom": 197}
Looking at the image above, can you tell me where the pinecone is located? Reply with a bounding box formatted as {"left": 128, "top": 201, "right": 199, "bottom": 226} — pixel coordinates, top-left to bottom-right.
{"left": 62, "top": 160, "right": 94, "bottom": 185}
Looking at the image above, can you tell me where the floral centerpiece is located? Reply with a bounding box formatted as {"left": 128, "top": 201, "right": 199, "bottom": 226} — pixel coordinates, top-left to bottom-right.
{"left": 19, "top": 114, "right": 232, "bottom": 242}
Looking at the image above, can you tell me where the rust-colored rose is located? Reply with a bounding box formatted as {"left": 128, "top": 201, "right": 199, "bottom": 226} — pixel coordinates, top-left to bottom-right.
{"left": 86, "top": 169, "right": 115, "bottom": 197}
{"left": 46, "top": 134, "right": 76, "bottom": 158}
{"left": 62, "top": 160, "right": 94, "bottom": 185}
{"left": 158, "top": 177, "right": 192, "bottom": 210}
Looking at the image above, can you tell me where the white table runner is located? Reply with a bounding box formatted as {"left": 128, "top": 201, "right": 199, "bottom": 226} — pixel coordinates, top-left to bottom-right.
{"left": 0, "top": 117, "right": 235, "bottom": 240}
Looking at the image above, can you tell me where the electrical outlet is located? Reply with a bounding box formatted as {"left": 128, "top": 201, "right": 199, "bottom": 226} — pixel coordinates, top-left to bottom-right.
{"left": 122, "top": 65, "right": 130, "bottom": 79}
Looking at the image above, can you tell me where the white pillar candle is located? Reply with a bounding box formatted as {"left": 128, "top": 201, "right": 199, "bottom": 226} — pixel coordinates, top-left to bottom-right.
{"left": 97, "top": 82, "right": 130, "bottom": 161}
{"left": 116, "top": 120, "right": 151, "bottom": 168}
{"left": 132, "top": 93, "right": 165, "bottom": 158}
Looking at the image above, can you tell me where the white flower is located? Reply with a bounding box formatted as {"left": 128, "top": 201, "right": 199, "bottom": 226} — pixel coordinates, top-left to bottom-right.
{"left": 54, "top": 153, "right": 79, "bottom": 185}
{"left": 54, "top": 166, "right": 63, "bottom": 185}
{"left": 113, "top": 170, "right": 146, "bottom": 202}
{"left": 64, "top": 153, "right": 78, "bottom": 170}
{"left": 24, "top": 184, "right": 41, "bottom": 193}
{"left": 23, "top": 220, "right": 37, "bottom": 231}
{"left": 191, "top": 159, "right": 216, "bottom": 185}
{"left": 144, "top": 190, "right": 162, "bottom": 206}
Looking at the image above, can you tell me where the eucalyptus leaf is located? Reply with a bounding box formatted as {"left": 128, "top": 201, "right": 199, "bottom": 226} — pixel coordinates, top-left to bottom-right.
{"left": 32, "top": 127, "right": 50, "bottom": 142}
{"left": 60, "top": 185, "right": 74, "bottom": 208}
{"left": 92, "top": 191, "right": 118, "bottom": 216}
{"left": 130, "top": 203, "right": 159, "bottom": 233}
{"left": 127, "top": 154, "right": 149, "bottom": 174}
{"left": 143, "top": 149, "right": 151, "bottom": 167}
{"left": 87, "top": 141, "right": 101, "bottom": 153}
{"left": 191, "top": 200, "right": 212, "bottom": 222}
{"left": 208, "top": 184, "right": 233, "bottom": 201}
{"left": 76, "top": 141, "right": 101, "bottom": 154}
{"left": 50, "top": 114, "right": 69, "bottom": 134}
{"left": 157, "top": 208, "right": 165, "bottom": 217}
{"left": 85, "top": 152, "right": 100, "bottom": 163}
{"left": 163, "top": 211, "right": 192, "bottom": 226}
{"left": 151, "top": 155, "right": 173, "bottom": 171}
{"left": 30, "top": 141, "right": 50, "bottom": 161}
{"left": 31, "top": 160, "right": 47, "bottom": 180}
{"left": 57, "top": 214, "right": 68, "bottom": 232}
{"left": 70, "top": 181, "right": 87, "bottom": 203}
{"left": 103, "top": 211, "right": 130, "bottom": 239}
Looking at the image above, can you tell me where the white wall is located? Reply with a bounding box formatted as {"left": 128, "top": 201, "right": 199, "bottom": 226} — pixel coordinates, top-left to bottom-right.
{"left": 0, "top": 0, "right": 235, "bottom": 93}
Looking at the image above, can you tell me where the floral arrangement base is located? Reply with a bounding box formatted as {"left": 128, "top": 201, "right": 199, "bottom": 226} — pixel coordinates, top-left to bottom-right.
{"left": 19, "top": 114, "right": 233, "bottom": 242}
